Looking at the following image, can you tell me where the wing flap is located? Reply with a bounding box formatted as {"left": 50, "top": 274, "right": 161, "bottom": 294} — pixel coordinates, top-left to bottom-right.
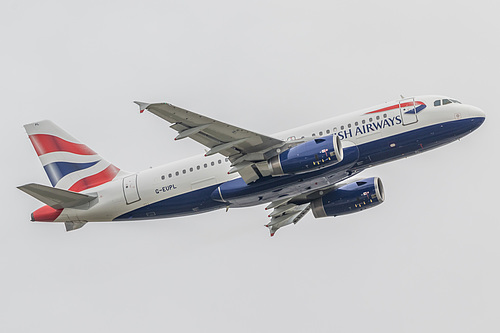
{"left": 174, "top": 124, "right": 212, "bottom": 140}
{"left": 266, "top": 203, "right": 311, "bottom": 236}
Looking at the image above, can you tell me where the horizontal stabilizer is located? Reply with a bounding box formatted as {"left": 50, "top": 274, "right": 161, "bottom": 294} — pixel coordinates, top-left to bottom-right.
{"left": 17, "top": 183, "right": 97, "bottom": 210}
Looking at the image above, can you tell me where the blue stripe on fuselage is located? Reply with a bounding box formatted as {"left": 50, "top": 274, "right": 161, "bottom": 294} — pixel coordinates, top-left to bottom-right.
{"left": 114, "top": 184, "right": 226, "bottom": 221}
{"left": 114, "top": 117, "right": 484, "bottom": 221}
{"left": 404, "top": 104, "right": 426, "bottom": 114}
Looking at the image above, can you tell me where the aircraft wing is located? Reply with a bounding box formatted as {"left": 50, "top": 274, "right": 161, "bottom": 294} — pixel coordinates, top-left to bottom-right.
{"left": 135, "top": 101, "right": 293, "bottom": 183}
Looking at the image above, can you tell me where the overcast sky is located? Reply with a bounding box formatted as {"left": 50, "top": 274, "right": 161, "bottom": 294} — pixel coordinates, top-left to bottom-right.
{"left": 1, "top": 0, "right": 499, "bottom": 332}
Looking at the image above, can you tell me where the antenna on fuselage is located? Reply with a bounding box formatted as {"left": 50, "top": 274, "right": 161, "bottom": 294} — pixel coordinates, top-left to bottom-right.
{"left": 400, "top": 94, "right": 405, "bottom": 99}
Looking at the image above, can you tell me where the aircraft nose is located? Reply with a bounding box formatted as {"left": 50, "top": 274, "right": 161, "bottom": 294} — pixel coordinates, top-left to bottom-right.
{"left": 476, "top": 108, "right": 486, "bottom": 121}
{"left": 470, "top": 106, "right": 486, "bottom": 119}
{"left": 469, "top": 106, "right": 486, "bottom": 128}
{"left": 460, "top": 105, "right": 485, "bottom": 134}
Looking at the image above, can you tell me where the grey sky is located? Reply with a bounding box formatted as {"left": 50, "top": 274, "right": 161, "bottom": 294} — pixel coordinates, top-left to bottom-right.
{"left": 1, "top": 0, "right": 498, "bottom": 332}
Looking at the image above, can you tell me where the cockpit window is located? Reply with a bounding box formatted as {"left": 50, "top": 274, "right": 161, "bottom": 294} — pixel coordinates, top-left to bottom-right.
{"left": 434, "top": 98, "right": 462, "bottom": 107}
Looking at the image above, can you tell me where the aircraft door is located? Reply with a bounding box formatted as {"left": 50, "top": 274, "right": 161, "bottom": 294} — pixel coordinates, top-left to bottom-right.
{"left": 123, "top": 174, "right": 141, "bottom": 204}
{"left": 399, "top": 97, "right": 418, "bottom": 126}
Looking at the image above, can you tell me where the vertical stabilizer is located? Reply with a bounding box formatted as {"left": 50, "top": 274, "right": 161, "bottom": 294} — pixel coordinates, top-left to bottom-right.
{"left": 24, "top": 120, "right": 124, "bottom": 191}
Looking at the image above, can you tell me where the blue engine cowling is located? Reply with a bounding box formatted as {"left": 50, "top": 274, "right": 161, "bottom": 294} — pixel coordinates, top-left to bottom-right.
{"left": 268, "top": 135, "right": 343, "bottom": 175}
{"left": 311, "top": 177, "right": 385, "bottom": 217}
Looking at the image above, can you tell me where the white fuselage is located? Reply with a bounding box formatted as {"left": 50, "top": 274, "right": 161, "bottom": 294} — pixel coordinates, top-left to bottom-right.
{"left": 48, "top": 95, "right": 485, "bottom": 223}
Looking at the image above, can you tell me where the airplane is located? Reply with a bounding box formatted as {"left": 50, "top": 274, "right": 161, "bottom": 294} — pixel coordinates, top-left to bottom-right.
{"left": 17, "top": 95, "right": 485, "bottom": 236}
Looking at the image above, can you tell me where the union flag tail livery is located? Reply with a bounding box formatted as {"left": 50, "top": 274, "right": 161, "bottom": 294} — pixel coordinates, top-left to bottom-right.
{"left": 19, "top": 120, "right": 128, "bottom": 231}
{"left": 18, "top": 95, "right": 485, "bottom": 235}
{"left": 24, "top": 120, "right": 123, "bottom": 191}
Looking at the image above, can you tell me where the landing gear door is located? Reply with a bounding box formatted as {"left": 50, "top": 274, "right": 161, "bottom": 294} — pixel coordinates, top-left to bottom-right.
{"left": 123, "top": 174, "right": 141, "bottom": 204}
{"left": 399, "top": 97, "right": 418, "bottom": 126}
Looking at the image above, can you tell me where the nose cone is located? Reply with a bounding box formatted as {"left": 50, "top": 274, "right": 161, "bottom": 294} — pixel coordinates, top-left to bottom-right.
{"left": 470, "top": 106, "right": 486, "bottom": 121}
{"left": 461, "top": 106, "right": 485, "bottom": 134}
{"left": 469, "top": 106, "right": 486, "bottom": 128}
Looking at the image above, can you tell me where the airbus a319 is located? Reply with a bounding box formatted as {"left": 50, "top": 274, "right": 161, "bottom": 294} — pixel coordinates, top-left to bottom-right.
{"left": 18, "top": 95, "right": 485, "bottom": 236}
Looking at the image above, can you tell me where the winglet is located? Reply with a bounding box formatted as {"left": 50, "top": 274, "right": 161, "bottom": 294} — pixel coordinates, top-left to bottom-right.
{"left": 133, "top": 101, "right": 151, "bottom": 113}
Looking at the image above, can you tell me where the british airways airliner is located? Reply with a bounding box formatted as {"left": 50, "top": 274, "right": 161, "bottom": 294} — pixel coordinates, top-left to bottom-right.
{"left": 18, "top": 95, "right": 485, "bottom": 236}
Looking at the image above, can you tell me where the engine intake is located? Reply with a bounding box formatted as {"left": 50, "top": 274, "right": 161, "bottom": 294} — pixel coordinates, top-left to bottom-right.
{"left": 311, "top": 177, "right": 385, "bottom": 218}
{"left": 268, "top": 135, "right": 343, "bottom": 176}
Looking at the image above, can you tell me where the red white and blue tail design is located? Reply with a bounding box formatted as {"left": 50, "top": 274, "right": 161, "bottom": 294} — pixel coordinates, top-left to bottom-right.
{"left": 24, "top": 120, "right": 124, "bottom": 192}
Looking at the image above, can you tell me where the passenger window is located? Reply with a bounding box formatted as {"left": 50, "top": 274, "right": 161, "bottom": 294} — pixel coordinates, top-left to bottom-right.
{"left": 333, "top": 127, "right": 337, "bottom": 132}
{"left": 218, "top": 160, "right": 222, "bottom": 164}
{"left": 204, "top": 163, "right": 207, "bottom": 168}
{"left": 434, "top": 100, "right": 441, "bottom": 106}
{"left": 355, "top": 122, "right": 358, "bottom": 126}
{"left": 319, "top": 131, "right": 323, "bottom": 136}
{"left": 443, "top": 99, "right": 452, "bottom": 105}
{"left": 340, "top": 125, "right": 344, "bottom": 130}
{"left": 376, "top": 116, "right": 380, "bottom": 120}
{"left": 369, "top": 118, "right": 373, "bottom": 122}
{"left": 175, "top": 171, "right": 179, "bottom": 176}
{"left": 168, "top": 173, "right": 172, "bottom": 178}
{"left": 348, "top": 124, "right": 351, "bottom": 128}
{"left": 182, "top": 169, "right": 186, "bottom": 174}
{"left": 161, "top": 175, "right": 165, "bottom": 180}
{"left": 362, "top": 120, "right": 366, "bottom": 124}
{"left": 326, "top": 129, "right": 330, "bottom": 134}
{"left": 383, "top": 114, "right": 387, "bottom": 118}
{"left": 189, "top": 167, "right": 193, "bottom": 172}
{"left": 312, "top": 133, "right": 316, "bottom": 137}
{"left": 197, "top": 165, "right": 200, "bottom": 170}
{"left": 211, "top": 161, "right": 215, "bottom": 166}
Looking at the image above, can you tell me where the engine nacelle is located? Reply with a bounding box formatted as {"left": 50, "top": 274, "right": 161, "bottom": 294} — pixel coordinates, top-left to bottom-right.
{"left": 268, "top": 135, "right": 343, "bottom": 176}
{"left": 311, "top": 177, "right": 385, "bottom": 218}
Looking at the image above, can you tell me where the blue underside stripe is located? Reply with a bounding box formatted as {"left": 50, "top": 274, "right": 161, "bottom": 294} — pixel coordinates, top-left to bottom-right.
{"left": 44, "top": 161, "right": 100, "bottom": 186}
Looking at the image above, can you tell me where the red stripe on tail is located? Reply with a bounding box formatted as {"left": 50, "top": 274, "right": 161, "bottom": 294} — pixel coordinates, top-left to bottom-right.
{"left": 29, "top": 134, "right": 97, "bottom": 156}
{"left": 68, "top": 164, "right": 120, "bottom": 192}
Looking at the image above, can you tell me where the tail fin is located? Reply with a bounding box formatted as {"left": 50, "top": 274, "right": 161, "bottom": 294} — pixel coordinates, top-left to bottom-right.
{"left": 24, "top": 120, "right": 123, "bottom": 191}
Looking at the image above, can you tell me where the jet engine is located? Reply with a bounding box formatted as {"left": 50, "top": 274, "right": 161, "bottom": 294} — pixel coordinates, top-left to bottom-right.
{"left": 311, "top": 177, "right": 385, "bottom": 217}
{"left": 268, "top": 135, "right": 343, "bottom": 176}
